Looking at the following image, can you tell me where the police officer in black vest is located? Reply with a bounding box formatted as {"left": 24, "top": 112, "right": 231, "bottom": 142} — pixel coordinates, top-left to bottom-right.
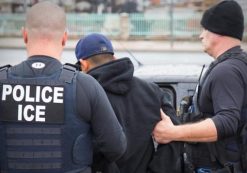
{"left": 153, "top": 1, "right": 247, "bottom": 173}
{"left": 0, "top": 2, "right": 126, "bottom": 173}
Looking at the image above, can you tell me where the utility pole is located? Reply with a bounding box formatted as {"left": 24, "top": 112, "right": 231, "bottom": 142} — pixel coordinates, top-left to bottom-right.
{"left": 169, "top": 0, "right": 174, "bottom": 49}
{"left": 23, "top": 0, "right": 28, "bottom": 12}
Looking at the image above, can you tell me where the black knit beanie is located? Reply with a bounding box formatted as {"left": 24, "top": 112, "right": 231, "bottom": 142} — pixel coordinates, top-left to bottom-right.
{"left": 201, "top": 0, "right": 244, "bottom": 40}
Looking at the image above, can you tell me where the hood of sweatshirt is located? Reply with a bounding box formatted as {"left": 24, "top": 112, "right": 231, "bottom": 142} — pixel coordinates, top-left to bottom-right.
{"left": 88, "top": 57, "right": 134, "bottom": 95}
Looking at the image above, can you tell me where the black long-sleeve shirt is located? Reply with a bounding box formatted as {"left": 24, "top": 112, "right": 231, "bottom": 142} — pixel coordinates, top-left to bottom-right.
{"left": 194, "top": 46, "right": 247, "bottom": 166}
{"left": 199, "top": 46, "right": 247, "bottom": 139}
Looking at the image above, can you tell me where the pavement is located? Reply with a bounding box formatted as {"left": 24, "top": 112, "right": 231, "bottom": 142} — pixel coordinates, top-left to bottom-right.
{"left": 0, "top": 37, "right": 247, "bottom": 52}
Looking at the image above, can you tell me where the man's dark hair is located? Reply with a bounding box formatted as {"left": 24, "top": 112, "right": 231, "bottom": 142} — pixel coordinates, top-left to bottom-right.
{"left": 87, "top": 53, "right": 114, "bottom": 67}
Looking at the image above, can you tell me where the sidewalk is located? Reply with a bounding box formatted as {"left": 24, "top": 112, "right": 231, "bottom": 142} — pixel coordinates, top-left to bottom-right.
{"left": 0, "top": 37, "right": 247, "bottom": 52}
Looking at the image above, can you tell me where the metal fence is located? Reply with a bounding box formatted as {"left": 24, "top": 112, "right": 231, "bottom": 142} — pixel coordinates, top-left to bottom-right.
{"left": 0, "top": 14, "right": 24, "bottom": 36}
{"left": 0, "top": 13, "right": 246, "bottom": 41}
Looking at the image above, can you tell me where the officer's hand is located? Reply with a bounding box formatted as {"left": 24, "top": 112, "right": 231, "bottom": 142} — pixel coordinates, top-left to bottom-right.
{"left": 153, "top": 109, "right": 176, "bottom": 144}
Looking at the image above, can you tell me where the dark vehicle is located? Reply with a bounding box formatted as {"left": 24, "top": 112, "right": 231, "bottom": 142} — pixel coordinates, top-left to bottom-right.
{"left": 134, "top": 64, "right": 205, "bottom": 114}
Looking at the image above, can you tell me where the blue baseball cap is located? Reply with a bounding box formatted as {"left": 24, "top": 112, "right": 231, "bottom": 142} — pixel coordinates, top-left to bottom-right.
{"left": 75, "top": 33, "right": 114, "bottom": 60}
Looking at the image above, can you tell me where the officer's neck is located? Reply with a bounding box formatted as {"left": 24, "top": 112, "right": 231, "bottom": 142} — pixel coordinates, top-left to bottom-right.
{"left": 26, "top": 39, "right": 63, "bottom": 61}
{"left": 213, "top": 37, "right": 241, "bottom": 59}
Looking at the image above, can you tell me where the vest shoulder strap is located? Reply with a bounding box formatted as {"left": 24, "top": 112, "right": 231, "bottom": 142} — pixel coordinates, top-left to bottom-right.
{"left": 59, "top": 64, "right": 78, "bottom": 84}
{"left": 0, "top": 64, "right": 11, "bottom": 80}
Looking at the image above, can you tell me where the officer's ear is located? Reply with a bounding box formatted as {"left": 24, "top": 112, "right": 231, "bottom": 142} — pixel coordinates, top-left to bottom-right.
{"left": 62, "top": 30, "right": 68, "bottom": 46}
{"left": 22, "top": 27, "right": 28, "bottom": 44}
{"left": 80, "top": 59, "right": 89, "bottom": 73}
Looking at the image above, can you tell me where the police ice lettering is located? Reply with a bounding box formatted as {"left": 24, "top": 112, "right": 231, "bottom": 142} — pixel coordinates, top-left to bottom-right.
{"left": 1, "top": 84, "right": 64, "bottom": 122}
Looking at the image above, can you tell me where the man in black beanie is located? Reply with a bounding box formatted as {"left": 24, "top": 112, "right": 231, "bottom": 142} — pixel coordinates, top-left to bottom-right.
{"left": 153, "top": 1, "right": 247, "bottom": 173}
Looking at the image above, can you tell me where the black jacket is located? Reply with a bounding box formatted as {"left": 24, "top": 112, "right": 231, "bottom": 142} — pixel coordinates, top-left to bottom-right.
{"left": 89, "top": 58, "right": 182, "bottom": 173}
{"left": 192, "top": 46, "right": 247, "bottom": 169}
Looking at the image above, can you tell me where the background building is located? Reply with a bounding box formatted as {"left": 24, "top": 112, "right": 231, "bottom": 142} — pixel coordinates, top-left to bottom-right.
{"left": 0, "top": 0, "right": 246, "bottom": 41}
